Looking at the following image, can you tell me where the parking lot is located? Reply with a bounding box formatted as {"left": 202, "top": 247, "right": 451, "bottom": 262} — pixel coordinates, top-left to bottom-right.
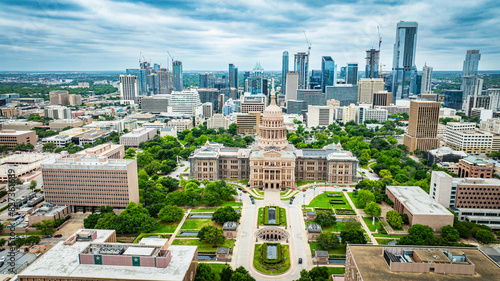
{"left": 0, "top": 250, "right": 37, "bottom": 274}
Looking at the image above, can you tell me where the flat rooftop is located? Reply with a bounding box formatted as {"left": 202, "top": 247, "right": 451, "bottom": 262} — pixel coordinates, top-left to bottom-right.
{"left": 0, "top": 130, "right": 33, "bottom": 136}
{"left": 387, "top": 186, "right": 452, "bottom": 216}
{"left": 348, "top": 245, "right": 500, "bottom": 281}
{"left": 19, "top": 229, "right": 197, "bottom": 281}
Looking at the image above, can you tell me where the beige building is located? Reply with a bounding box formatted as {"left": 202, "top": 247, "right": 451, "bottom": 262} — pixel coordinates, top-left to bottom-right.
{"left": 49, "top": 118, "right": 85, "bottom": 131}
{"left": 307, "top": 105, "right": 334, "bottom": 128}
{"left": 207, "top": 114, "right": 232, "bottom": 130}
{"left": 190, "top": 94, "right": 358, "bottom": 189}
{"left": 1, "top": 120, "right": 42, "bottom": 130}
{"left": 167, "top": 119, "right": 193, "bottom": 132}
{"left": 357, "top": 78, "right": 385, "bottom": 104}
{"left": 0, "top": 107, "right": 22, "bottom": 117}
{"left": 386, "top": 186, "right": 454, "bottom": 231}
{"left": 74, "top": 143, "right": 125, "bottom": 159}
{"left": 236, "top": 112, "right": 262, "bottom": 135}
{"left": 326, "top": 99, "right": 340, "bottom": 108}
{"left": 372, "top": 91, "right": 392, "bottom": 107}
{"left": 445, "top": 122, "right": 493, "bottom": 155}
{"left": 69, "top": 94, "right": 83, "bottom": 106}
{"left": 404, "top": 101, "right": 440, "bottom": 152}
{"left": 49, "top": 90, "right": 70, "bottom": 105}
{"left": 42, "top": 156, "right": 139, "bottom": 212}
{"left": 335, "top": 104, "right": 356, "bottom": 123}
{"left": 0, "top": 130, "right": 37, "bottom": 149}
{"left": 119, "top": 127, "right": 158, "bottom": 147}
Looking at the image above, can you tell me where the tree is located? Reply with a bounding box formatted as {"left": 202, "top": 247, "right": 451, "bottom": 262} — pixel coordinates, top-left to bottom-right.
{"left": 408, "top": 224, "right": 434, "bottom": 240}
{"left": 42, "top": 142, "right": 56, "bottom": 152}
{"left": 220, "top": 266, "right": 234, "bottom": 281}
{"left": 212, "top": 206, "right": 241, "bottom": 224}
{"left": 313, "top": 211, "right": 337, "bottom": 228}
{"left": 111, "top": 202, "right": 159, "bottom": 234}
{"left": 340, "top": 229, "right": 366, "bottom": 244}
{"left": 309, "top": 267, "right": 329, "bottom": 281}
{"left": 185, "top": 182, "right": 199, "bottom": 190}
{"left": 195, "top": 263, "right": 217, "bottom": 281}
{"left": 441, "top": 225, "right": 460, "bottom": 242}
{"left": 356, "top": 190, "right": 375, "bottom": 208}
{"left": 33, "top": 219, "right": 56, "bottom": 235}
{"left": 228, "top": 123, "right": 238, "bottom": 135}
{"left": 230, "top": 266, "right": 255, "bottom": 281}
{"left": 386, "top": 210, "right": 403, "bottom": 229}
{"left": 475, "top": 229, "right": 497, "bottom": 244}
{"left": 363, "top": 202, "right": 381, "bottom": 217}
{"left": 316, "top": 232, "right": 340, "bottom": 250}
{"left": 200, "top": 226, "right": 225, "bottom": 247}
{"left": 29, "top": 180, "right": 37, "bottom": 190}
{"left": 0, "top": 238, "right": 6, "bottom": 247}
{"left": 14, "top": 238, "right": 26, "bottom": 248}
{"left": 158, "top": 205, "right": 184, "bottom": 222}
{"left": 95, "top": 212, "right": 117, "bottom": 229}
{"left": 26, "top": 235, "right": 41, "bottom": 246}
{"left": 125, "top": 148, "right": 136, "bottom": 157}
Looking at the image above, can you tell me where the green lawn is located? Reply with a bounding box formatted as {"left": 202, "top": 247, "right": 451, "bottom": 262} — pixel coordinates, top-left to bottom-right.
{"left": 308, "top": 192, "right": 353, "bottom": 212}
{"left": 180, "top": 219, "right": 215, "bottom": 230}
{"left": 190, "top": 208, "right": 219, "bottom": 213}
{"left": 296, "top": 180, "right": 316, "bottom": 187}
{"left": 372, "top": 233, "right": 407, "bottom": 239}
{"left": 327, "top": 267, "right": 346, "bottom": 275}
{"left": 153, "top": 222, "right": 180, "bottom": 233}
{"left": 253, "top": 244, "right": 291, "bottom": 274}
{"left": 375, "top": 238, "right": 399, "bottom": 245}
{"left": 258, "top": 207, "right": 287, "bottom": 226}
{"left": 362, "top": 217, "right": 382, "bottom": 232}
{"left": 309, "top": 242, "right": 347, "bottom": 256}
{"left": 172, "top": 238, "right": 234, "bottom": 252}
{"left": 221, "top": 201, "right": 242, "bottom": 207}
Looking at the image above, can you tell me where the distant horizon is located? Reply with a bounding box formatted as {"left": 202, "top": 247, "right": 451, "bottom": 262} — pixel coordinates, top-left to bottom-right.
{"left": 1, "top": 70, "right": 500, "bottom": 74}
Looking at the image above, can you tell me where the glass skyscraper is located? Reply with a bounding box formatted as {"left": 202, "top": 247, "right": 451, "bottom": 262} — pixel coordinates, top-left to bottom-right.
{"left": 282, "top": 51, "right": 289, "bottom": 95}
{"left": 391, "top": 21, "right": 418, "bottom": 103}
{"left": 321, "top": 56, "right": 336, "bottom": 92}
{"left": 461, "top": 50, "right": 481, "bottom": 97}
{"left": 229, "top": 63, "right": 238, "bottom": 90}
{"left": 126, "top": 69, "right": 147, "bottom": 94}
{"left": 346, "top": 63, "right": 358, "bottom": 85}
{"left": 294, "top": 52, "right": 309, "bottom": 89}
{"left": 173, "top": 60, "right": 183, "bottom": 91}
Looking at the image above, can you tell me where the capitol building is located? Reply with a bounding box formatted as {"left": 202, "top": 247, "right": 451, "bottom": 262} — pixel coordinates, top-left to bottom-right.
{"left": 189, "top": 94, "right": 359, "bottom": 189}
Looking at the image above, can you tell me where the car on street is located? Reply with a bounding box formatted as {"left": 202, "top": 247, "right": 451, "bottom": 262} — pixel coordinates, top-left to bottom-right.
{"left": 44, "top": 235, "right": 52, "bottom": 238}
{"left": 298, "top": 258, "right": 303, "bottom": 264}
{"left": 54, "top": 234, "right": 62, "bottom": 238}
{"left": 242, "top": 190, "right": 247, "bottom": 193}
{"left": 342, "top": 189, "right": 348, "bottom": 191}
{"left": 237, "top": 187, "right": 242, "bottom": 191}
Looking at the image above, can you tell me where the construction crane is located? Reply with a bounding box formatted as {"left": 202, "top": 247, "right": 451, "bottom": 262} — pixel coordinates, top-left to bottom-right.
{"left": 377, "top": 26, "right": 382, "bottom": 50}
{"left": 303, "top": 30, "right": 311, "bottom": 55}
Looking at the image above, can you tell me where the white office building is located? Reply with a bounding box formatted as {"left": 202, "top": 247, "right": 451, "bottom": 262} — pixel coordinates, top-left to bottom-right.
{"left": 307, "top": 105, "right": 334, "bottom": 128}
{"left": 44, "top": 105, "right": 72, "bottom": 120}
{"left": 169, "top": 89, "right": 201, "bottom": 115}
{"left": 119, "top": 74, "right": 139, "bottom": 102}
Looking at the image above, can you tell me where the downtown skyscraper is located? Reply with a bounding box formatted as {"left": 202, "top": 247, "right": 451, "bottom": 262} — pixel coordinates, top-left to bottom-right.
{"left": 346, "top": 63, "right": 358, "bottom": 85}
{"left": 229, "top": 63, "right": 238, "bottom": 90}
{"left": 294, "top": 52, "right": 309, "bottom": 89}
{"left": 421, "top": 64, "right": 433, "bottom": 94}
{"left": 365, "top": 49, "right": 380, "bottom": 79}
{"left": 461, "top": 50, "right": 482, "bottom": 97}
{"left": 321, "top": 56, "right": 336, "bottom": 92}
{"left": 392, "top": 21, "right": 418, "bottom": 103}
{"left": 282, "top": 51, "right": 289, "bottom": 95}
{"left": 173, "top": 60, "right": 183, "bottom": 91}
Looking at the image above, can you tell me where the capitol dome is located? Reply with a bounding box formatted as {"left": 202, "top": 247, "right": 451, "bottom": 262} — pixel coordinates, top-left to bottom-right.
{"left": 258, "top": 93, "right": 287, "bottom": 149}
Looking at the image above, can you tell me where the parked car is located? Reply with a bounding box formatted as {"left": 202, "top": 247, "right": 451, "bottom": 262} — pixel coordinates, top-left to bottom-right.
{"left": 0, "top": 249, "right": 4, "bottom": 252}
{"left": 298, "top": 258, "right": 303, "bottom": 264}
{"left": 54, "top": 234, "right": 62, "bottom": 238}
{"left": 237, "top": 187, "right": 242, "bottom": 191}
{"left": 0, "top": 257, "right": 5, "bottom": 263}
{"left": 20, "top": 235, "right": 27, "bottom": 238}
{"left": 44, "top": 235, "right": 52, "bottom": 238}
{"left": 342, "top": 189, "right": 348, "bottom": 192}
{"left": 242, "top": 190, "right": 247, "bottom": 193}
{"left": 1, "top": 199, "right": 5, "bottom": 203}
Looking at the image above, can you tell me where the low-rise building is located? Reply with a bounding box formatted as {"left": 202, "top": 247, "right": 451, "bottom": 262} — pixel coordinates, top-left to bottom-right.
{"left": 207, "top": 114, "right": 232, "bottom": 130}
{"left": 0, "top": 130, "right": 37, "bottom": 149}
{"left": 307, "top": 223, "right": 322, "bottom": 241}
{"left": 236, "top": 112, "right": 261, "bottom": 135}
{"left": 0, "top": 153, "right": 62, "bottom": 181}
{"left": 422, "top": 147, "right": 467, "bottom": 165}
{"left": 142, "top": 121, "right": 167, "bottom": 130}
{"left": 166, "top": 119, "right": 193, "bottom": 132}
{"left": 386, "top": 185, "right": 454, "bottom": 231}
{"left": 0, "top": 107, "right": 22, "bottom": 117}
{"left": 42, "top": 134, "right": 73, "bottom": 147}
{"left": 49, "top": 118, "right": 85, "bottom": 131}
{"left": 74, "top": 143, "right": 125, "bottom": 159}
{"left": 0, "top": 120, "right": 42, "bottom": 130}
{"left": 436, "top": 162, "right": 459, "bottom": 174}
{"left": 430, "top": 171, "right": 500, "bottom": 229}
{"left": 160, "top": 126, "right": 178, "bottom": 138}
{"left": 445, "top": 125, "right": 493, "bottom": 155}
{"left": 344, "top": 245, "right": 500, "bottom": 281}
{"left": 120, "top": 128, "right": 157, "bottom": 147}
{"left": 141, "top": 95, "right": 170, "bottom": 113}
{"left": 127, "top": 113, "right": 156, "bottom": 122}
{"left": 44, "top": 105, "right": 72, "bottom": 119}
{"left": 307, "top": 105, "right": 334, "bottom": 128}
{"left": 222, "top": 221, "right": 238, "bottom": 239}
{"left": 457, "top": 156, "right": 494, "bottom": 178}
{"left": 315, "top": 250, "right": 329, "bottom": 265}
{"left": 18, "top": 229, "right": 198, "bottom": 281}
{"left": 356, "top": 106, "right": 388, "bottom": 124}
{"left": 28, "top": 203, "right": 70, "bottom": 226}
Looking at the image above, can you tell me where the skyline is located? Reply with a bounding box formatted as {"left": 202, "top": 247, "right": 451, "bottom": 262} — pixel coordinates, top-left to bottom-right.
{"left": 1, "top": 0, "right": 499, "bottom": 71}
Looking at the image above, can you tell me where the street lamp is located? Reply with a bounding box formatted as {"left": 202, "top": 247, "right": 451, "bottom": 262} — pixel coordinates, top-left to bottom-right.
{"left": 303, "top": 193, "right": 305, "bottom": 211}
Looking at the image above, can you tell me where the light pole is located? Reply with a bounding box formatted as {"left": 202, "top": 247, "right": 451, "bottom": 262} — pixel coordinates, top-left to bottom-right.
{"left": 303, "top": 193, "right": 305, "bottom": 211}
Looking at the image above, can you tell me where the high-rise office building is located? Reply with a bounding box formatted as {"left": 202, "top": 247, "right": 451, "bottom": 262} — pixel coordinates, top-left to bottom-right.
{"left": 421, "top": 65, "right": 433, "bottom": 94}
{"left": 119, "top": 74, "right": 139, "bottom": 102}
{"left": 49, "top": 90, "right": 70, "bottom": 105}
{"left": 404, "top": 100, "right": 440, "bottom": 152}
{"left": 309, "top": 70, "right": 322, "bottom": 90}
{"left": 392, "top": 21, "right": 418, "bottom": 103}
{"left": 294, "top": 52, "right": 309, "bottom": 89}
{"left": 169, "top": 89, "right": 202, "bottom": 115}
{"left": 158, "top": 68, "right": 169, "bottom": 94}
{"left": 325, "top": 85, "right": 358, "bottom": 106}
{"left": 373, "top": 91, "right": 393, "bottom": 107}
{"left": 229, "top": 63, "right": 238, "bottom": 90}
{"left": 346, "top": 63, "right": 358, "bottom": 85}
{"left": 253, "top": 62, "right": 264, "bottom": 77}
{"left": 173, "top": 60, "right": 183, "bottom": 91}
{"left": 357, "top": 78, "right": 385, "bottom": 104}
{"left": 247, "top": 77, "right": 268, "bottom": 96}
{"left": 198, "top": 89, "right": 221, "bottom": 111}
{"left": 461, "top": 50, "right": 482, "bottom": 106}
{"left": 282, "top": 51, "right": 289, "bottom": 95}
{"left": 321, "top": 56, "right": 336, "bottom": 92}
{"left": 285, "top": 71, "right": 299, "bottom": 101}
{"left": 199, "top": 72, "right": 215, "bottom": 88}
{"left": 365, "top": 49, "right": 380, "bottom": 79}
{"left": 340, "top": 67, "right": 346, "bottom": 80}
{"left": 126, "top": 69, "right": 147, "bottom": 94}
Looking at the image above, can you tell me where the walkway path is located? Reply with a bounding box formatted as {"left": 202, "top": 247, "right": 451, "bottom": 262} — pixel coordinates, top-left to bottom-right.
{"left": 168, "top": 208, "right": 191, "bottom": 245}
{"left": 343, "top": 191, "right": 378, "bottom": 245}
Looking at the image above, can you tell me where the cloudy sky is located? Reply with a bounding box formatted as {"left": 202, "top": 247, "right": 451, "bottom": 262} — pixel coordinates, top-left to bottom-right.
{"left": 0, "top": 0, "right": 499, "bottom": 72}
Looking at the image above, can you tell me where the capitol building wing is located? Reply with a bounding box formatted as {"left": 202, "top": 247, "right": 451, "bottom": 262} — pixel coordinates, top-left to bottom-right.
{"left": 189, "top": 94, "right": 358, "bottom": 190}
